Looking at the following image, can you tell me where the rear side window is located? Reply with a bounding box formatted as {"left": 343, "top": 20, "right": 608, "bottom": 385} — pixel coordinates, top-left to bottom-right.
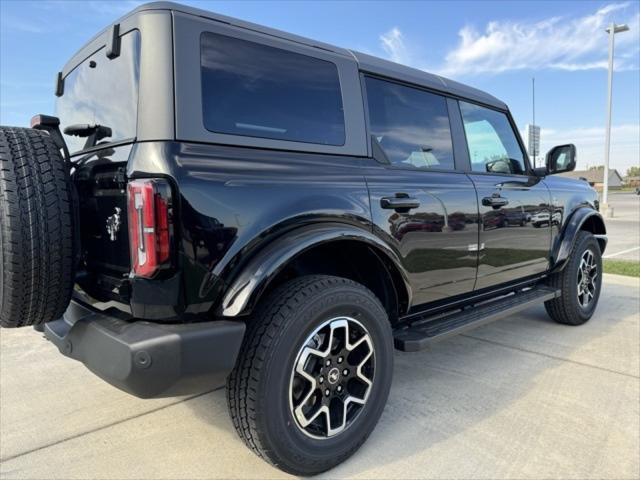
{"left": 200, "top": 32, "right": 345, "bottom": 146}
{"left": 365, "top": 76, "right": 454, "bottom": 170}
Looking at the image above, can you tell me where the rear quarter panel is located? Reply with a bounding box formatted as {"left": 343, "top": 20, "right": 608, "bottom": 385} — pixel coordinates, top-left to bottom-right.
{"left": 128, "top": 142, "right": 372, "bottom": 315}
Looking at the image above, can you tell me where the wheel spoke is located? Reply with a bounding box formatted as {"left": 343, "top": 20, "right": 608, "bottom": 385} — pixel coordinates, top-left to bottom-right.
{"left": 346, "top": 334, "right": 368, "bottom": 352}
{"left": 355, "top": 345, "right": 374, "bottom": 389}
{"left": 328, "top": 401, "right": 347, "bottom": 436}
{"left": 329, "top": 395, "right": 363, "bottom": 436}
{"left": 295, "top": 403, "right": 327, "bottom": 428}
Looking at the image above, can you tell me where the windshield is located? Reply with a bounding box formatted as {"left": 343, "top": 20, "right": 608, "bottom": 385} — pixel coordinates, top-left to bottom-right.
{"left": 56, "top": 30, "right": 141, "bottom": 155}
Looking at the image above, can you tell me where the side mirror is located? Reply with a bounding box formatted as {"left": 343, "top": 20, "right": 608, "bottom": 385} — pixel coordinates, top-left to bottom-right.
{"left": 546, "top": 144, "right": 576, "bottom": 174}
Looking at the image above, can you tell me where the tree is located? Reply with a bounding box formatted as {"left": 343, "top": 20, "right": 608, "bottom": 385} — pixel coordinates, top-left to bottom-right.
{"left": 589, "top": 165, "right": 604, "bottom": 171}
{"left": 626, "top": 166, "right": 640, "bottom": 177}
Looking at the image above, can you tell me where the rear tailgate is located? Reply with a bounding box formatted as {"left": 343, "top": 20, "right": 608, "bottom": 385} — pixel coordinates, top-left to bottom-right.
{"left": 54, "top": 29, "right": 142, "bottom": 303}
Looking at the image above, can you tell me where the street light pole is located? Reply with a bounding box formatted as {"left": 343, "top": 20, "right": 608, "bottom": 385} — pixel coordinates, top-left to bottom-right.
{"left": 603, "top": 22, "right": 629, "bottom": 217}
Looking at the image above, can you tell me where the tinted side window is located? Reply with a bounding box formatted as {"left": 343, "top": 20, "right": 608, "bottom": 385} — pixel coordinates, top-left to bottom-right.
{"left": 365, "top": 77, "right": 454, "bottom": 170}
{"left": 200, "top": 32, "right": 345, "bottom": 146}
{"left": 459, "top": 101, "right": 526, "bottom": 175}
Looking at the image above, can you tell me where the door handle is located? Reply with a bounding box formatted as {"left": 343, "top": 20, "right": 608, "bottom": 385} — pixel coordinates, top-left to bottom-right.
{"left": 482, "top": 195, "right": 509, "bottom": 208}
{"left": 381, "top": 196, "right": 420, "bottom": 210}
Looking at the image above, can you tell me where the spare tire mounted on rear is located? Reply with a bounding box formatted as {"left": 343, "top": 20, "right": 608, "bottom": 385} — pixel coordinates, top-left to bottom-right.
{"left": 0, "top": 127, "right": 76, "bottom": 328}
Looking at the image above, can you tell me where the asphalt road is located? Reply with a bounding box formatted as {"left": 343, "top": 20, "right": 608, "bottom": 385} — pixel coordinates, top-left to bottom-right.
{"left": 1, "top": 273, "right": 638, "bottom": 480}
{"left": 603, "top": 192, "right": 640, "bottom": 262}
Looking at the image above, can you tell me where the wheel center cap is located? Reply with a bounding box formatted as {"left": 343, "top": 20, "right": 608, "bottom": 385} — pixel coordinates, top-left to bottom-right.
{"left": 327, "top": 367, "right": 340, "bottom": 384}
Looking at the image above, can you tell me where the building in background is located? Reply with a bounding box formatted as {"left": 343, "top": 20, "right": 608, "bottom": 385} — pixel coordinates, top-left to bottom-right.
{"left": 623, "top": 176, "right": 640, "bottom": 188}
{"left": 560, "top": 168, "right": 624, "bottom": 190}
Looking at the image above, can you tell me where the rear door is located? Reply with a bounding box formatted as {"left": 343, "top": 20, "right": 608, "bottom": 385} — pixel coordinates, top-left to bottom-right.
{"left": 456, "top": 100, "right": 552, "bottom": 289}
{"left": 362, "top": 76, "right": 479, "bottom": 308}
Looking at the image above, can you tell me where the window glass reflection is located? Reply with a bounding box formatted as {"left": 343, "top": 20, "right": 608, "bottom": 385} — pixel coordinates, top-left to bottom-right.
{"left": 200, "top": 32, "right": 345, "bottom": 146}
{"left": 56, "top": 31, "right": 141, "bottom": 154}
{"left": 460, "top": 101, "right": 525, "bottom": 175}
{"left": 365, "top": 77, "right": 455, "bottom": 170}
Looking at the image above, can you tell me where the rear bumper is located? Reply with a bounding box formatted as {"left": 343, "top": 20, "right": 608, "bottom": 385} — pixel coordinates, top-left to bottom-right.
{"left": 44, "top": 300, "right": 245, "bottom": 398}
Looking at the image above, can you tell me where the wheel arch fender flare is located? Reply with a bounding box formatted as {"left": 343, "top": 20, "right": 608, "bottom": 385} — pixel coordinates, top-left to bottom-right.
{"left": 551, "top": 207, "right": 607, "bottom": 270}
{"left": 219, "top": 223, "right": 412, "bottom": 317}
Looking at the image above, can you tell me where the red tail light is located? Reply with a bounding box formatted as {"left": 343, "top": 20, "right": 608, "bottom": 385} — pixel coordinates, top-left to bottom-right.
{"left": 127, "top": 179, "right": 173, "bottom": 278}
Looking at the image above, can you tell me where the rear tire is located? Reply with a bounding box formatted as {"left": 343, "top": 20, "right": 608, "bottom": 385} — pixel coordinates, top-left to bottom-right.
{"left": 226, "top": 275, "right": 393, "bottom": 476}
{"left": 0, "top": 127, "right": 75, "bottom": 328}
{"left": 545, "top": 231, "right": 602, "bottom": 325}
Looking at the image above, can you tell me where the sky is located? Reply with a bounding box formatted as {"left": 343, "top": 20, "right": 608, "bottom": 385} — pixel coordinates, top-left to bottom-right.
{"left": 1, "top": 0, "right": 639, "bottom": 174}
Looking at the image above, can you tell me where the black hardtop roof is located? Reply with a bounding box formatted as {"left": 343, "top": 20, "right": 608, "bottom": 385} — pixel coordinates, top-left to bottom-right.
{"left": 351, "top": 51, "right": 506, "bottom": 109}
{"left": 66, "top": 1, "right": 507, "bottom": 110}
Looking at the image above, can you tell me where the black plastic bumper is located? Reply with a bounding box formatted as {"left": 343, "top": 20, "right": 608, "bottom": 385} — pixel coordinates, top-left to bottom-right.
{"left": 44, "top": 300, "right": 245, "bottom": 398}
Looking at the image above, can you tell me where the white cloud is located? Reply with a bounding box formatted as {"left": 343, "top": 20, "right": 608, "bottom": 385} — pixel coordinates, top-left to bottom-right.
{"left": 527, "top": 124, "right": 640, "bottom": 174}
{"left": 380, "top": 27, "right": 410, "bottom": 64}
{"left": 438, "top": 3, "right": 639, "bottom": 76}
{"left": 378, "top": 3, "right": 639, "bottom": 76}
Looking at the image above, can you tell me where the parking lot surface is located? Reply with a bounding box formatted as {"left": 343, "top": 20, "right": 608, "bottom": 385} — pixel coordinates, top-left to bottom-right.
{"left": 1, "top": 273, "right": 638, "bottom": 479}
{"left": 604, "top": 192, "right": 640, "bottom": 261}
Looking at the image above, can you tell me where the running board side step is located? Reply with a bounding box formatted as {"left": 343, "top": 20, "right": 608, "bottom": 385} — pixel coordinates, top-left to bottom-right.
{"left": 393, "top": 286, "right": 560, "bottom": 352}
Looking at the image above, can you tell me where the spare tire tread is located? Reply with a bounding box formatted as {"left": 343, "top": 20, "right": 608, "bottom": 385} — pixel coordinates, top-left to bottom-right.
{"left": 0, "top": 127, "right": 75, "bottom": 328}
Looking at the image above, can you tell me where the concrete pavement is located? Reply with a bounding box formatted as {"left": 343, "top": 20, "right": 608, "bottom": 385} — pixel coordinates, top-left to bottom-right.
{"left": 603, "top": 192, "right": 640, "bottom": 262}
{"left": 1, "top": 274, "right": 638, "bottom": 479}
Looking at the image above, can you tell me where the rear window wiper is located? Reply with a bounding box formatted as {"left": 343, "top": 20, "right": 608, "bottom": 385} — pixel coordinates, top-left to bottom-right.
{"left": 63, "top": 124, "right": 112, "bottom": 150}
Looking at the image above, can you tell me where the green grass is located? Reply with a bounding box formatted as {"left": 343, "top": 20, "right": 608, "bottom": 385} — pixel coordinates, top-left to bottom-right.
{"left": 604, "top": 260, "right": 640, "bottom": 278}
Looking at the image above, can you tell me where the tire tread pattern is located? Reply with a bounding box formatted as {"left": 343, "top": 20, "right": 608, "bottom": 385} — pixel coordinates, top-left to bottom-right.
{"left": 0, "top": 127, "right": 75, "bottom": 327}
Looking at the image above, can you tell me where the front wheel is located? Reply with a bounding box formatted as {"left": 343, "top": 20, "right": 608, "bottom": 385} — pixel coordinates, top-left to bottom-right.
{"left": 545, "top": 231, "right": 603, "bottom": 325}
{"left": 226, "top": 275, "right": 393, "bottom": 476}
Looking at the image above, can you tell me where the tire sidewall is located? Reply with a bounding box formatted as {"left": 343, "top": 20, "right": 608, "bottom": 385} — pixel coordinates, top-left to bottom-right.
{"left": 257, "top": 284, "right": 393, "bottom": 473}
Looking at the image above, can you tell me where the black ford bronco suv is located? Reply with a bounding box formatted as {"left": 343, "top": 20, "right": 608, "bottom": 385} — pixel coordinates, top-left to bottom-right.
{"left": 0, "top": 2, "right": 607, "bottom": 476}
